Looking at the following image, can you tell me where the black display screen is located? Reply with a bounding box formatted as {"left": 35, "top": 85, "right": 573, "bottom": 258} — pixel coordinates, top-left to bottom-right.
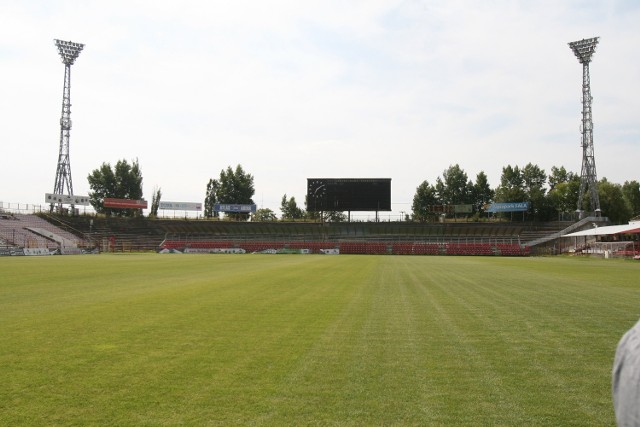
{"left": 307, "top": 178, "right": 391, "bottom": 212}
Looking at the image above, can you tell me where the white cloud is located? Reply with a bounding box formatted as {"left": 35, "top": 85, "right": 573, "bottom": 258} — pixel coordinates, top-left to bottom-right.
{"left": 1, "top": 0, "right": 638, "bottom": 218}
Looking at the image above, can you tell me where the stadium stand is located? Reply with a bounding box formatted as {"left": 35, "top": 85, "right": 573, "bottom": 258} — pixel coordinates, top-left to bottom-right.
{"left": 34, "top": 215, "right": 585, "bottom": 256}
{"left": 154, "top": 221, "right": 527, "bottom": 256}
{"left": 445, "top": 242, "right": 494, "bottom": 256}
{"left": 413, "top": 243, "right": 442, "bottom": 255}
{"left": 339, "top": 241, "right": 388, "bottom": 255}
{"left": 0, "top": 213, "right": 83, "bottom": 250}
{"left": 496, "top": 243, "right": 530, "bottom": 256}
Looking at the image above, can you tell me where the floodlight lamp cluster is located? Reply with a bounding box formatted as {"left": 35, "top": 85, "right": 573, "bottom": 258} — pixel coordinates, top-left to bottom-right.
{"left": 54, "top": 39, "right": 84, "bottom": 65}
{"left": 569, "top": 37, "right": 599, "bottom": 64}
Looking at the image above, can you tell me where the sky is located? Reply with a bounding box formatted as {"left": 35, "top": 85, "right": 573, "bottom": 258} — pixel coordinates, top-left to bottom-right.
{"left": 1, "top": 0, "right": 639, "bottom": 219}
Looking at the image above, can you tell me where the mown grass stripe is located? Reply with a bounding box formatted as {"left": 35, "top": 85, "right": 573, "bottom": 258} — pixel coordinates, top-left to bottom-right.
{"left": 1, "top": 254, "right": 639, "bottom": 425}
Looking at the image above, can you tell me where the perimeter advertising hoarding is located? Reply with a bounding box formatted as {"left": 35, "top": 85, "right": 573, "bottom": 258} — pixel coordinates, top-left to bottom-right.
{"left": 307, "top": 178, "right": 391, "bottom": 212}
{"left": 159, "top": 201, "right": 202, "bottom": 211}
{"left": 214, "top": 204, "right": 257, "bottom": 213}
{"left": 454, "top": 204, "right": 473, "bottom": 214}
{"left": 103, "top": 198, "right": 148, "bottom": 209}
{"left": 486, "top": 202, "right": 529, "bottom": 213}
{"left": 45, "top": 193, "right": 91, "bottom": 206}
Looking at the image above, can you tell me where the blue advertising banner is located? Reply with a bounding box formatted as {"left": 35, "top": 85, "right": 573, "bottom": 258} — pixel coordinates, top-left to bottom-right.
{"left": 486, "top": 202, "right": 529, "bottom": 213}
{"left": 214, "top": 203, "right": 257, "bottom": 213}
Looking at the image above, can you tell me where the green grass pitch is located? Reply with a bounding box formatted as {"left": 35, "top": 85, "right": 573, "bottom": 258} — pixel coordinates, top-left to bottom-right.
{"left": 1, "top": 254, "right": 639, "bottom": 425}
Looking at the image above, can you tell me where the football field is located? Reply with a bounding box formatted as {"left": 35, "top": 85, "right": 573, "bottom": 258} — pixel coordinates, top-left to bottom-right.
{"left": 1, "top": 254, "right": 639, "bottom": 425}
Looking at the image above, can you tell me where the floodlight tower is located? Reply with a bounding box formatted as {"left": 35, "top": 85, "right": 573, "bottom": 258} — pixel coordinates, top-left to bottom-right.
{"left": 52, "top": 39, "right": 84, "bottom": 207}
{"left": 568, "top": 37, "right": 601, "bottom": 217}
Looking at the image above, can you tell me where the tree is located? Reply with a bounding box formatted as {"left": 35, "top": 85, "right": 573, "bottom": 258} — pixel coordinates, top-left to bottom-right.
{"left": 436, "top": 164, "right": 472, "bottom": 206}
{"left": 280, "top": 194, "right": 305, "bottom": 220}
{"left": 547, "top": 179, "right": 580, "bottom": 216}
{"left": 598, "top": 178, "right": 632, "bottom": 224}
{"left": 303, "top": 195, "right": 318, "bottom": 221}
{"left": 494, "top": 165, "right": 525, "bottom": 203}
{"left": 622, "top": 180, "right": 640, "bottom": 217}
{"left": 324, "top": 211, "right": 347, "bottom": 222}
{"left": 204, "top": 165, "right": 255, "bottom": 220}
{"left": 218, "top": 165, "right": 255, "bottom": 205}
{"left": 150, "top": 186, "right": 162, "bottom": 217}
{"left": 252, "top": 208, "right": 277, "bottom": 222}
{"left": 521, "top": 163, "right": 551, "bottom": 220}
{"left": 471, "top": 171, "right": 494, "bottom": 214}
{"left": 412, "top": 180, "right": 438, "bottom": 222}
{"left": 546, "top": 168, "right": 579, "bottom": 216}
{"left": 204, "top": 179, "right": 220, "bottom": 218}
{"left": 521, "top": 163, "right": 546, "bottom": 196}
{"left": 87, "top": 158, "right": 143, "bottom": 217}
{"left": 548, "top": 166, "right": 573, "bottom": 191}
{"left": 302, "top": 194, "right": 345, "bottom": 222}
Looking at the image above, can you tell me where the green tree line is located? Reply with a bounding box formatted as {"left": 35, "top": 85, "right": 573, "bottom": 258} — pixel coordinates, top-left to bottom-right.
{"left": 412, "top": 164, "right": 640, "bottom": 223}
{"left": 85, "top": 160, "right": 639, "bottom": 223}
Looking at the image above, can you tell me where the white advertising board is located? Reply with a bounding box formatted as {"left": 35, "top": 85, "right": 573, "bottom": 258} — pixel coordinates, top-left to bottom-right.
{"left": 159, "top": 201, "right": 202, "bottom": 211}
{"left": 184, "top": 248, "right": 246, "bottom": 254}
{"left": 320, "top": 248, "right": 340, "bottom": 255}
{"left": 45, "top": 193, "right": 91, "bottom": 206}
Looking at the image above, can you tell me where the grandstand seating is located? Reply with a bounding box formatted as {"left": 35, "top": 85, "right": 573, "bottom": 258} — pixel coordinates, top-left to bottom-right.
{"left": 286, "top": 241, "right": 337, "bottom": 254}
{"left": 391, "top": 242, "right": 441, "bottom": 255}
{"left": 187, "top": 241, "right": 234, "bottom": 249}
{"left": 445, "top": 243, "right": 494, "bottom": 256}
{"left": 0, "top": 214, "right": 83, "bottom": 249}
{"left": 391, "top": 242, "right": 414, "bottom": 255}
{"left": 496, "top": 243, "right": 530, "bottom": 256}
{"left": 157, "top": 237, "right": 529, "bottom": 257}
{"left": 48, "top": 215, "right": 541, "bottom": 256}
{"left": 159, "top": 239, "right": 342, "bottom": 254}
{"left": 339, "top": 242, "right": 387, "bottom": 255}
{"left": 413, "top": 243, "right": 441, "bottom": 255}
{"left": 238, "top": 241, "right": 280, "bottom": 253}
{"left": 156, "top": 239, "right": 531, "bottom": 257}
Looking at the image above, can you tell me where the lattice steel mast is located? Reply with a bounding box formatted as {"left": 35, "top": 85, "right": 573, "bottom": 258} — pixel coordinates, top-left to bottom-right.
{"left": 568, "top": 37, "right": 601, "bottom": 217}
{"left": 52, "top": 39, "right": 84, "bottom": 205}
